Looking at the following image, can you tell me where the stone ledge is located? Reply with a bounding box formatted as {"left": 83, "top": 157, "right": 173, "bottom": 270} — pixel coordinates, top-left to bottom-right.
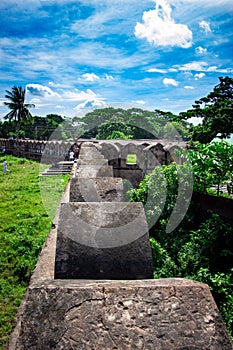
{"left": 7, "top": 279, "right": 233, "bottom": 350}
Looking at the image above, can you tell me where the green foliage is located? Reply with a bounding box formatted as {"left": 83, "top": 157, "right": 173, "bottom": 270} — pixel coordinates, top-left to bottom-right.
{"left": 1, "top": 104, "right": 190, "bottom": 141}
{"left": 188, "top": 140, "right": 233, "bottom": 195}
{"left": 150, "top": 237, "right": 177, "bottom": 278}
{"left": 129, "top": 161, "right": 193, "bottom": 229}
{"left": 0, "top": 278, "right": 26, "bottom": 347}
{"left": 96, "top": 117, "right": 133, "bottom": 139}
{"left": 0, "top": 114, "right": 66, "bottom": 140}
{"left": 130, "top": 160, "right": 233, "bottom": 338}
{"left": 162, "top": 121, "right": 189, "bottom": 139}
{"left": 0, "top": 156, "right": 69, "bottom": 348}
{"left": 4, "top": 86, "right": 35, "bottom": 138}
{"left": 81, "top": 107, "right": 188, "bottom": 140}
{"left": 177, "top": 214, "right": 233, "bottom": 275}
{"left": 106, "top": 131, "right": 133, "bottom": 140}
{"left": 195, "top": 268, "right": 233, "bottom": 337}
{"left": 180, "top": 76, "right": 233, "bottom": 143}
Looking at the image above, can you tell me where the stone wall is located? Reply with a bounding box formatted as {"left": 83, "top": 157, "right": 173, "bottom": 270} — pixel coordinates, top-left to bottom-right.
{"left": 0, "top": 138, "right": 74, "bottom": 162}
{"left": 6, "top": 140, "right": 233, "bottom": 349}
{"left": 0, "top": 138, "right": 186, "bottom": 167}
{"left": 55, "top": 142, "right": 154, "bottom": 280}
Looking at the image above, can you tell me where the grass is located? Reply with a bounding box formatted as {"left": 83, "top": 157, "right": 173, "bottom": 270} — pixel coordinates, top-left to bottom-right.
{"left": 0, "top": 155, "right": 69, "bottom": 349}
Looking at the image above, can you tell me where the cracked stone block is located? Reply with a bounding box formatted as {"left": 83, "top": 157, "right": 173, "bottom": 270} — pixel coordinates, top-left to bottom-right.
{"left": 69, "top": 177, "right": 125, "bottom": 202}
{"left": 54, "top": 202, "right": 154, "bottom": 279}
{"left": 7, "top": 279, "right": 233, "bottom": 350}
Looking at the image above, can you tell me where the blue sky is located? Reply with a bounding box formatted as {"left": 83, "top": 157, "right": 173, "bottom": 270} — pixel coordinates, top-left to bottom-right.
{"left": 0, "top": 0, "right": 232, "bottom": 120}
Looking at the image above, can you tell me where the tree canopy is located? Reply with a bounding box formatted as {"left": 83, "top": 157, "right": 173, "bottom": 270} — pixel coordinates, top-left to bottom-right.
{"left": 4, "top": 86, "right": 35, "bottom": 137}
{"left": 179, "top": 76, "right": 233, "bottom": 143}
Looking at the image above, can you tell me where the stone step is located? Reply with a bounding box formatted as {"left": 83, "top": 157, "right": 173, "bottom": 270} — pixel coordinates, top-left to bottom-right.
{"left": 40, "top": 171, "right": 71, "bottom": 176}
{"left": 40, "top": 161, "right": 74, "bottom": 176}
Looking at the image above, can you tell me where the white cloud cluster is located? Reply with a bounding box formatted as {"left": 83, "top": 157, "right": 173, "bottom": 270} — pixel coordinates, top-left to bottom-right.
{"left": 82, "top": 73, "right": 100, "bottom": 82}
{"left": 163, "top": 78, "right": 179, "bottom": 87}
{"left": 25, "top": 83, "right": 107, "bottom": 115}
{"left": 135, "top": 0, "right": 193, "bottom": 48}
{"left": 199, "top": 20, "right": 211, "bottom": 33}
{"left": 26, "top": 84, "right": 61, "bottom": 99}
{"left": 81, "top": 72, "right": 114, "bottom": 82}
{"left": 147, "top": 67, "right": 178, "bottom": 73}
{"left": 195, "top": 46, "right": 207, "bottom": 55}
{"left": 177, "top": 61, "right": 232, "bottom": 73}
{"left": 194, "top": 73, "right": 205, "bottom": 80}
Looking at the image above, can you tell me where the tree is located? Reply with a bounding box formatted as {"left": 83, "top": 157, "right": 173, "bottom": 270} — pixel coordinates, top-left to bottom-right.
{"left": 96, "top": 117, "right": 133, "bottom": 139}
{"left": 188, "top": 140, "right": 233, "bottom": 195}
{"left": 4, "top": 86, "right": 35, "bottom": 138}
{"left": 106, "top": 131, "right": 133, "bottom": 140}
{"left": 179, "top": 76, "right": 233, "bottom": 143}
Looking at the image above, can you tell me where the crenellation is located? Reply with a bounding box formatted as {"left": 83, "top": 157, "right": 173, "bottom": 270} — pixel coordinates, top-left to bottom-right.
{"left": 6, "top": 139, "right": 233, "bottom": 350}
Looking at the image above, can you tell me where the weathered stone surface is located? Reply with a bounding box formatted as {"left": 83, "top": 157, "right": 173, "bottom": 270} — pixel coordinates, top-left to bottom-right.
{"left": 113, "top": 168, "right": 144, "bottom": 188}
{"left": 8, "top": 279, "right": 233, "bottom": 350}
{"left": 6, "top": 139, "right": 233, "bottom": 350}
{"left": 55, "top": 202, "right": 154, "bottom": 279}
{"left": 70, "top": 177, "right": 124, "bottom": 202}
{"left": 99, "top": 142, "right": 120, "bottom": 162}
{"left": 76, "top": 163, "right": 114, "bottom": 177}
{"left": 78, "top": 142, "right": 106, "bottom": 161}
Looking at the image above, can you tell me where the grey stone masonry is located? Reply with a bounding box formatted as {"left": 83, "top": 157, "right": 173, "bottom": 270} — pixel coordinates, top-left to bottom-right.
{"left": 54, "top": 202, "right": 154, "bottom": 279}
{"left": 69, "top": 177, "right": 125, "bottom": 202}
{"left": 75, "top": 163, "right": 113, "bottom": 177}
{"left": 6, "top": 141, "right": 233, "bottom": 349}
{"left": 8, "top": 279, "right": 233, "bottom": 350}
{"left": 76, "top": 142, "right": 114, "bottom": 177}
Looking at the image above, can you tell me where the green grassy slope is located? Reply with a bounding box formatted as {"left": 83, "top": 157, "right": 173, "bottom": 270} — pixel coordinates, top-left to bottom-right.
{"left": 0, "top": 155, "right": 69, "bottom": 349}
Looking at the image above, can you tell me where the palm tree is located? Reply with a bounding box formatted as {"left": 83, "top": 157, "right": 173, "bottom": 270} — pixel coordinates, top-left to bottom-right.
{"left": 4, "top": 86, "right": 35, "bottom": 138}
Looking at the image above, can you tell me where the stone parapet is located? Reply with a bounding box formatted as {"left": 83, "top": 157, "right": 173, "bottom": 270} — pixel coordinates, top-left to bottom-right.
{"left": 75, "top": 164, "right": 114, "bottom": 177}
{"left": 8, "top": 279, "right": 233, "bottom": 350}
{"left": 54, "top": 202, "right": 154, "bottom": 279}
{"left": 70, "top": 177, "right": 124, "bottom": 202}
{"left": 6, "top": 138, "right": 233, "bottom": 349}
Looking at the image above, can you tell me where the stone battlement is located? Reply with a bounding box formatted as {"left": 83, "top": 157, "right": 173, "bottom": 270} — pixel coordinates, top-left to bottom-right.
{"left": 7, "top": 141, "right": 233, "bottom": 350}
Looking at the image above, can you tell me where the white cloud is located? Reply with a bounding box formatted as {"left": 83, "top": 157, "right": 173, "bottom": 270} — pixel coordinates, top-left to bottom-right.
{"left": 176, "top": 61, "right": 233, "bottom": 73}
{"left": 25, "top": 84, "right": 107, "bottom": 115}
{"left": 132, "top": 100, "right": 146, "bottom": 105}
{"left": 74, "top": 98, "right": 107, "bottom": 111}
{"left": 62, "top": 89, "right": 98, "bottom": 102}
{"left": 199, "top": 20, "right": 211, "bottom": 33}
{"left": 82, "top": 73, "right": 100, "bottom": 82}
{"left": 195, "top": 46, "right": 207, "bottom": 55}
{"left": 26, "top": 84, "right": 61, "bottom": 99}
{"left": 147, "top": 67, "right": 178, "bottom": 73}
{"left": 184, "top": 85, "right": 194, "bottom": 89}
{"left": 178, "top": 61, "right": 208, "bottom": 71}
{"left": 135, "top": 0, "right": 193, "bottom": 48}
{"left": 163, "top": 78, "right": 179, "bottom": 87}
{"left": 194, "top": 73, "right": 205, "bottom": 79}
{"left": 147, "top": 68, "right": 167, "bottom": 73}
{"left": 104, "top": 74, "right": 114, "bottom": 80}
{"left": 81, "top": 72, "right": 114, "bottom": 82}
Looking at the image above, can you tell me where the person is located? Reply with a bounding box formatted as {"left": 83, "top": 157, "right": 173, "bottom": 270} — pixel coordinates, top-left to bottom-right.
{"left": 64, "top": 151, "right": 69, "bottom": 161}
{"left": 2, "top": 159, "right": 10, "bottom": 175}
{"left": 69, "top": 150, "right": 74, "bottom": 161}
{"left": 1, "top": 146, "right": 6, "bottom": 155}
{"left": 74, "top": 146, "right": 80, "bottom": 159}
